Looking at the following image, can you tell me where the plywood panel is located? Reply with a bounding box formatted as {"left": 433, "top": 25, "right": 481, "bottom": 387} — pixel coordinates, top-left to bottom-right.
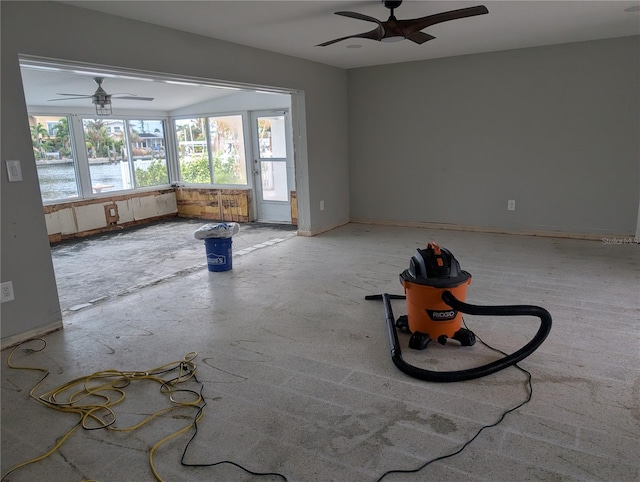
{"left": 176, "top": 188, "right": 251, "bottom": 222}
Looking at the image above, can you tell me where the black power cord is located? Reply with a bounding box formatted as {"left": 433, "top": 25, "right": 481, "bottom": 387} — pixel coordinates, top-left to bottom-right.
{"left": 179, "top": 373, "right": 289, "bottom": 481}
{"left": 374, "top": 318, "right": 533, "bottom": 481}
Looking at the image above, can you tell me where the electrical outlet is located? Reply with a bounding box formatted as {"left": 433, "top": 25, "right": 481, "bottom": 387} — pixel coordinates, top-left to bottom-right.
{"left": 320, "top": 200, "right": 325, "bottom": 211}
{"left": 1, "top": 281, "right": 15, "bottom": 303}
{"left": 507, "top": 200, "right": 516, "bottom": 211}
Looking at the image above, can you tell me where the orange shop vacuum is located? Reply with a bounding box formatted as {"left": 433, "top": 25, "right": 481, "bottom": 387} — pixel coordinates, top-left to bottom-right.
{"left": 367, "top": 242, "right": 552, "bottom": 382}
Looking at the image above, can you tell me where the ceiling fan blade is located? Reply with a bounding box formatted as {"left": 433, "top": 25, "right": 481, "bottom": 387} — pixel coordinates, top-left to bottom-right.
{"left": 317, "top": 25, "right": 384, "bottom": 46}
{"left": 405, "top": 31, "right": 436, "bottom": 45}
{"left": 48, "top": 96, "right": 93, "bottom": 101}
{"left": 335, "top": 11, "right": 382, "bottom": 25}
{"left": 113, "top": 96, "right": 154, "bottom": 101}
{"left": 54, "top": 93, "right": 93, "bottom": 97}
{"left": 399, "top": 5, "right": 489, "bottom": 36}
{"left": 317, "top": 36, "right": 357, "bottom": 47}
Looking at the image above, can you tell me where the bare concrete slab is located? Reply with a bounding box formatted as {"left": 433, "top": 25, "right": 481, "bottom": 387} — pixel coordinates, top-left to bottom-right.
{"left": 50, "top": 218, "right": 297, "bottom": 312}
{"left": 3, "top": 224, "right": 638, "bottom": 482}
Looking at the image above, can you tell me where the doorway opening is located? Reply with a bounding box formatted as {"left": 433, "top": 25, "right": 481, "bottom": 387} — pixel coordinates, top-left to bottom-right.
{"left": 20, "top": 56, "right": 301, "bottom": 226}
{"left": 19, "top": 55, "right": 306, "bottom": 314}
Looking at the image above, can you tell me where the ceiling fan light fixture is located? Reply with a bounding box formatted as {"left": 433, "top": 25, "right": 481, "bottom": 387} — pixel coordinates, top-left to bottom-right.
{"left": 381, "top": 36, "right": 404, "bottom": 43}
{"left": 95, "top": 104, "right": 112, "bottom": 116}
{"left": 93, "top": 98, "right": 112, "bottom": 116}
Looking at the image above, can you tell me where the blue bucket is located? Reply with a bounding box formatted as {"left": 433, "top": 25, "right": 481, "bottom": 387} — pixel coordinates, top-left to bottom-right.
{"left": 204, "top": 237, "right": 233, "bottom": 272}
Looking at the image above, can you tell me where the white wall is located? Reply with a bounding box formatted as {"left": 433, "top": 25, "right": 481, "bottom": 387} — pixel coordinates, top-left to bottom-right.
{"left": 26, "top": 105, "right": 171, "bottom": 118}
{"left": 348, "top": 36, "right": 640, "bottom": 237}
{"left": 170, "top": 90, "right": 290, "bottom": 117}
{"left": 1, "top": 1, "right": 349, "bottom": 346}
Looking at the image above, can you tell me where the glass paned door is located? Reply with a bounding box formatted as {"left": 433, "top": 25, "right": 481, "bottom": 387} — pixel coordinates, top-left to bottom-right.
{"left": 252, "top": 112, "right": 292, "bottom": 222}
{"left": 260, "top": 160, "right": 288, "bottom": 201}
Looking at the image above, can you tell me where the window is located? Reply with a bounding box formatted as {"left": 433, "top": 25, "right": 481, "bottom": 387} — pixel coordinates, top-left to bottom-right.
{"left": 31, "top": 110, "right": 250, "bottom": 202}
{"left": 83, "top": 119, "right": 131, "bottom": 192}
{"left": 257, "top": 115, "right": 287, "bottom": 158}
{"left": 46, "top": 121, "right": 59, "bottom": 136}
{"left": 130, "top": 119, "right": 168, "bottom": 187}
{"left": 208, "top": 115, "right": 247, "bottom": 185}
{"left": 175, "top": 117, "right": 210, "bottom": 183}
{"left": 31, "top": 114, "right": 171, "bottom": 202}
{"left": 174, "top": 115, "right": 248, "bottom": 185}
{"left": 31, "top": 115, "right": 80, "bottom": 201}
{"left": 82, "top": 118, "right": 170, "bottom": 193}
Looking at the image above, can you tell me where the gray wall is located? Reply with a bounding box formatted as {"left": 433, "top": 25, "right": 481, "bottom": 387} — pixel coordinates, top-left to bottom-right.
{"left": 1, "top": 1, "right": 349, "bottom": 345}
{"left": 348, "top": 36, "right": 640, "bottom": 236}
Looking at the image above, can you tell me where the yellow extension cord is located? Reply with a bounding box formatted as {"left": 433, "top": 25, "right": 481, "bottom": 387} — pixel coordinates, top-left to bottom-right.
{"left": 2, "top": 339, "right": 204, "bottom": 482}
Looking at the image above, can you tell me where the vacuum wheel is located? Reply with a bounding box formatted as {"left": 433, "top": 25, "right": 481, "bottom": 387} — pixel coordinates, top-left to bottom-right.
{"left": 409, "top": 331, "right": 431, "bottom": 350}
{"left": 452, "top": 328, "right": 476, "bottom": 347}
{"left": 395, "top": 315, "right": 410, "bottom": 333}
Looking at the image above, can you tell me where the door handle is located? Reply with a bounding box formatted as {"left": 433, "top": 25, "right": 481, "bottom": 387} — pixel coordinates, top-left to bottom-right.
{"left": 252, "top": 168, "right": 260, "bottom": 175}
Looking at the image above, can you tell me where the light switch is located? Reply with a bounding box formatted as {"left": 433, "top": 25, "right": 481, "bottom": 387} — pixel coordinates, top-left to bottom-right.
{"left": 6, "top": 160, "right": 22, "bottom": 182}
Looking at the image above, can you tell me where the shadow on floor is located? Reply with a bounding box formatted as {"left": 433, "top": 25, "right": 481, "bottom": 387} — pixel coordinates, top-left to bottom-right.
{"left": 50, "top": 219, "right": 297, "bottom": 313}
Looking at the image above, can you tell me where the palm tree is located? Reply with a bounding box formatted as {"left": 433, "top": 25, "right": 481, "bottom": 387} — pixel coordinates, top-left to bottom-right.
{"left": 53, "top": 118, "right": 70, "bottom": 157}
{"left": 193, "top": 118, "right": 205, "bottom": 141}
{"left": 30, "top": 122, "right": 49, "bottom": 160}
{"left": 83, "top": 120, "right": 109, "bottom": 157}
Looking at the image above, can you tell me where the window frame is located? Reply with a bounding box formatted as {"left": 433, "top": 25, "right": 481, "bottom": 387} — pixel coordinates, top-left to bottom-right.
{"left": 30, "top": 112, "right": 173, "bottom": 204}
{"left": 31, "top": 109, "right": 254, "bottom": 204}
{"left": 171, "top": 111, "right": 251, "bottom": 188}
{"left": 30, "top": 113, "right": 82, "bottom": 203}
{"left": 173, "top": 115, "right": 209, "bottom": 185}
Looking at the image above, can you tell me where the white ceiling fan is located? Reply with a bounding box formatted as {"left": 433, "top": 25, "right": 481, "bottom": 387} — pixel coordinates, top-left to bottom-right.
{"left": 48, "top": 77, "right": 154, "bottom": 115}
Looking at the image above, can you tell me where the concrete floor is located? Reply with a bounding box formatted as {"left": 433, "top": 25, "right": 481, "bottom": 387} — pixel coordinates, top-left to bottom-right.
{"left": 49, "top": 219, "right": 298, "bottom": 313}
{"left": 2, "top": 223, "right": 639, "bottom": 481}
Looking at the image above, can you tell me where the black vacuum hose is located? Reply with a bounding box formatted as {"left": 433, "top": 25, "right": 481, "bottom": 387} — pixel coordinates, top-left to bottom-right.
{"left": 382, "top": 291, "right": 552, "bottom": 382}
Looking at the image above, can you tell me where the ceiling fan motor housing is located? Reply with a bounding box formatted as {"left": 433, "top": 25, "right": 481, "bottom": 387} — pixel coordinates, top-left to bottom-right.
{"left": 92, "top": 78, "right": 110, "bottom": 107}
{"left": 383, "top": 0, "right": 402, "bottom": 10}
{"left": 399, "top": 242, "right": 471, "bottom": 340}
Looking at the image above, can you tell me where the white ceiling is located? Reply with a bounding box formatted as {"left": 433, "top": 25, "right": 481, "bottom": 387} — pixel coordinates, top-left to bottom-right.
{"left": 63, "top": 0, "right": 640, "bottom": 69}
{"left": 21, "top": 1, "right": 640, "bottom": 113}
{"left": 20, "top": 63, "right": 262, "bottom": 112}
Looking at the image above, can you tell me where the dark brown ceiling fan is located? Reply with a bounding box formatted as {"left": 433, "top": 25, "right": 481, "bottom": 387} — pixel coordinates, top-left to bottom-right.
{"left": 317, "top": 1, "right": 488, "bottom": 46}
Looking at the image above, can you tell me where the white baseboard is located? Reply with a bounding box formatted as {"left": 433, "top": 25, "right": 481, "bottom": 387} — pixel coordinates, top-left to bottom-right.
{"left": 297, "top": 219, "right": 349, "bottom": 237}
{"left": 349, "top": 219, "right": 635, "bottom": 242}
{"left": 1, "top": 321, "right": 63, "bottom": 350}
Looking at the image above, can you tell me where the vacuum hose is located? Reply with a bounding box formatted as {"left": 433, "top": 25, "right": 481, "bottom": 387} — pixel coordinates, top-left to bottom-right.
{"left": 382, "top": 291, "right": 552, "bottom": 382}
